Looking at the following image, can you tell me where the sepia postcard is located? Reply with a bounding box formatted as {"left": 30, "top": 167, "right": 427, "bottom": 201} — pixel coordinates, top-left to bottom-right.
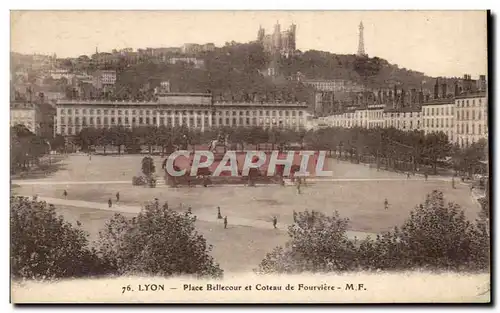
{"left": 9, "top": 10, "right": 490, "bottom": 304}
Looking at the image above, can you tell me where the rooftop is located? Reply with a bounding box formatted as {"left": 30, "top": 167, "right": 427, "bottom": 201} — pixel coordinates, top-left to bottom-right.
{"left": 455, "top": 91, "right": 487, "bottom": 99}
{"left": 421, "top": 99, "right": 455, "bottom": 106}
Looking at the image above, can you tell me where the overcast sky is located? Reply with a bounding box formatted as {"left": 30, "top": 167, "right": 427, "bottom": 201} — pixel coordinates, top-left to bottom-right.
{"left": 11, "top": 10, "right": 488, "bottom": 78}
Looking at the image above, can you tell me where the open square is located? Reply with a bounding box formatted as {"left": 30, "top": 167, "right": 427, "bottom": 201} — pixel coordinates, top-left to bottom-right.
{"left": 12, "top": 154, "right": 481, "bottom": 272}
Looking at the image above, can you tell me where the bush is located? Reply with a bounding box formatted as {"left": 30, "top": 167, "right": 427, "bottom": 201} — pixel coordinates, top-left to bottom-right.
{"left": 10, "top": 196, "right": 113, "bottom": 280}
{"left": 97, "top": 200, "right": 223, "bottom": 278}
{"left": 132, "top": 175, "right": 147, "bottom": 186}
{"left": 257, "top": 191, "right": 490, "bottom": 274}
{"left": 258, "top": 210, "right": 357, "bottom": 274}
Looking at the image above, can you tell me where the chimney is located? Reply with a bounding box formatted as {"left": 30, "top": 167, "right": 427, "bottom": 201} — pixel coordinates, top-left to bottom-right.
{"left": 454, "top": 81, "right": 459, "bottom": 96}
{"left": 434, "top": 78, "right": 439, "bottom": 99}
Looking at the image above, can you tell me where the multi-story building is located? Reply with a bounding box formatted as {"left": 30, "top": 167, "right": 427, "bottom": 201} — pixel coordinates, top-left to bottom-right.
{"left": 308, "top": 75, "right": 487, "bottom": 148}
{"left": 454, "top": 92, "right": 488, "bottom": 148}
{"left": 313, "top": 91, "right": 334, "bottom": 116}
{"left": 257, "top": 22, "right": 296, "bottom": 56}
{"left": 55, "top": 93, "right": 309, "bottom": 136}
{"left": 383, "top": 109, "right": 422, "bottom": 132}
{"left": 201, "top": 43, "right": 216, "bottom": 52}
{"left": 167, "top": 57, "right": 205, "bottom": 69}
{"left": 181, "top": 43, "right": 216, "bottom": 55}
{"left": 181, "top": 43, "right": 202, "bottom": 55}
{"left": 93, "top": 70, "right": 117, "bottom": 89}
{"left": 324, "top": 105, "right": 385, "bottom": 129}
{"left": 303, "top": 79, "right": 365, "bottom": 93}
{"left": 317, "top": 105, "right": 421, "bottom": 132}
{"left": 93, "top": 52, "right": 120, "bottom": 66}
{"left": 421, "top": 99, "right": 455, "bottom": 142}
{"left": 49, "top": 69, "right": 75, "bottom": 81}
{"left": 10, "top": 101, "right": 42, "bottom": 135}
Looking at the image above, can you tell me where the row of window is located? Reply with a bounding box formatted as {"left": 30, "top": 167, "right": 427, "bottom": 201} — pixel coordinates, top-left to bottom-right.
{"left": 423, "top": 106, "right": 454, "bottom": 117}
{"left": 425, "top": 118, "right": 454, "bottom": 129}
{"left": 337, "top": 112, "right": 420, "bottom": 120}
{"left": 456, "top": 123, "right": 484, "bottom": 135}
{"left": 456, "top": 109, "right": 484, "bottom": 121}
{"left": 331, "top": 119, "right": 421, "bottom": 130}
{"left": 59, "top": 108, "right": 304, "bottom": 117}
{"left": 59, "top": 116, "right": 303, "bottom": 127}
{"left": 456, "top": 98, "right": 483, "bottom": 108}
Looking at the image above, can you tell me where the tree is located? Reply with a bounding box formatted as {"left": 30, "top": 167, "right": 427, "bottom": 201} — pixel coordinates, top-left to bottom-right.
{"left": 257, "top": 210, "right": 357, "bottom": 274}
{"left": 10, "top": 125, "right": 48, "bottom": 171}
{"left": 50, "top": 134, "right": 66, "bottom": 152}
{"left": 422, "top": 132, "right": 452, "bottom": 174}
{"left": 141, "top": 156, "right": 156, "bottom": 178}
{"left": 365, "top": 190, "right": 480, "bottom": 271}
{"left": 109, "top": 125, "right": 129, "bottom": 155}
{"left": 11, "top": 196, "right": 112, "bottom": 280}
{"left": 95, "top": 128, "right": 112, "bottom": 155}
{"left": 156, "top": 125, "right": 173, "bottom": 155}
{"left": 75, "top": 127, "right": 98, "bottom": 152}
{"left": 257, "top": 191, "right": 489, "bottom": 274}
{"left": 97, "top": 201, "right": 223, "bottom": 278}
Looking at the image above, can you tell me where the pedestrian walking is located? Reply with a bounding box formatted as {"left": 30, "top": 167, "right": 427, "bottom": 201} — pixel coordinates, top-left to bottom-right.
{"left": 384, "top": 198, "right": 389, "bottom": 210}
{"left": 108, "top": 198, "right": 112, "bottom": 208}
{"left": 470, "top": 184, "right": 474, "bottom": 192}
{"left": 272, "top": 216, "right": 277, "bottom": 229}
{"left": 424, "top": 173, "right": 428, "bottom": 181}
{"left": 116, "top": 192, "right": 120, "bottom": 203}
{"left": 407, "top": 172, "right": 410, "bottom": 179}
{"left": 217, "top": 206, "right": 223, "bottom": 219}
{"left": 452, "top": 177, "right": 456, "bottom": 189}
{"left": 293, "top": 210, "right": 297, "bottom": 223}
{"left": 188, "top": 206, "right": 192, "bottom": 214}
{"left": 63, "top": 190, "right": 68, "bottom": 198}
{"left": 224, "top": 216, "right": 228, "bottom": 229}
{"left": 154, "top": 198, "right": 159, "bottom": 208}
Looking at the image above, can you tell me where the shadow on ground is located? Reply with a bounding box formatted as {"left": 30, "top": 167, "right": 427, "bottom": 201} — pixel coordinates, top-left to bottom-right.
{"left": 11, "top": 156, "right": 68, "bottom": 180}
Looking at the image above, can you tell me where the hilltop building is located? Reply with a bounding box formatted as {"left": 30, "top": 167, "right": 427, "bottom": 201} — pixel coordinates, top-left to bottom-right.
{"left": 257, "top": 22, "right": 296, "bottom": 57}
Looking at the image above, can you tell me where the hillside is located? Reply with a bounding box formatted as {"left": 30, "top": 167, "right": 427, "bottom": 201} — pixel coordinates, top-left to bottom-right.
{"left": 114, "top": 44, "right": 458, "bottom": 102}
{"left": 11, "top": 45, "right": 462, "bottom": 102}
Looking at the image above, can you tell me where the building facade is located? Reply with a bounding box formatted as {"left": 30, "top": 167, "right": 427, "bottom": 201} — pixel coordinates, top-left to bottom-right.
{"left": 303, "top": 79, "right": 365, "bottom": 93}
{"left": 314, "top": 106, "right": 421, "bottom": 132}
{"left": 311, "top": 91, "right": 488, "bottom": 149}
{"left": 455, "top": 92, "right": 488, "bottom": 148}
{"left": 93, "top": 70, "right": 117, "bottom": 89}
{"left": 257, "top": 22, "right": 296, "bottom": 56}
{"left": 167, "top": 57, "right": 205, "bottom": 69}
{"left": 10, "top": 101, "right": 42, "bottom": 135}
{"left": 421, "top": 99, "right": 455, "bottom": 142}
{"left": 55, "top": 94, "right": 309, "bottom": 136}
{"left": 383, "top": 109, "right": 422, "bottom": 131}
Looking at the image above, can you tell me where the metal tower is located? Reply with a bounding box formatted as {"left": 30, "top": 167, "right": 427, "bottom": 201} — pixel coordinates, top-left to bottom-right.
{"left": 357, "top": 21, "right": 367, "bottom": 57}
